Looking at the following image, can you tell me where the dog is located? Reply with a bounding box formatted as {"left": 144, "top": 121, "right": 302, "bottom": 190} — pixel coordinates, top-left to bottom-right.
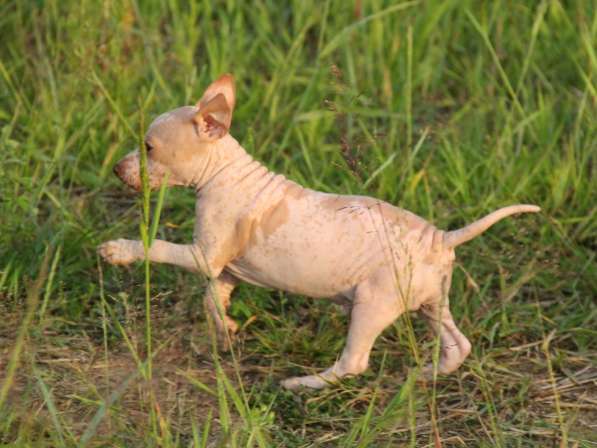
{"left": 98, "top": 74, "right": 540, "bottom": 389}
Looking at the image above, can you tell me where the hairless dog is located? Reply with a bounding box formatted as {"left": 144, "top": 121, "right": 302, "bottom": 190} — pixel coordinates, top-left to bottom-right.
{"left": 99, "top": 74, "right": 540, "bottom": 389}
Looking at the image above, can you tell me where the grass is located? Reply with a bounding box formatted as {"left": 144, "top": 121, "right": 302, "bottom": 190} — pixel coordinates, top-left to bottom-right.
{"left": 1, "top": 0, "right": 596, "bottom": 445}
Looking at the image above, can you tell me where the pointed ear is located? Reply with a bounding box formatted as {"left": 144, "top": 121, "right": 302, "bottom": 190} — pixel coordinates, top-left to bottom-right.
{"left": 197, "top": 74, "right": 235, "bottom": 114}
{"left": 193, "top": 93, "right": 231, "bottom": 140}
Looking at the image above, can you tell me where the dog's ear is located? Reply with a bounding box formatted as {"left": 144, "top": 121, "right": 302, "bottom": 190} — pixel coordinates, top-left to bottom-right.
{"left": 194, "top": 74, "right": 235, "bottom": 141}
{"left": 193, "top": 93, "right": 231, "bottom": 140}
{"left": 197, "top": 74, "right": 235, "bottom": 114}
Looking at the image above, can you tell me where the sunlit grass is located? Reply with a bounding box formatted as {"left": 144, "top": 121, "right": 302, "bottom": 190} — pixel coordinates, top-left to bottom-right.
{"left": 1, "top": 0, "right": 595, "bottom": 446}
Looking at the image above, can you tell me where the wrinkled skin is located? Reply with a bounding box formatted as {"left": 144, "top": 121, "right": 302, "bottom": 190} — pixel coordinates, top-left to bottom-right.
{"left": 99, "top": 74, "right": 540, "bottom": 389}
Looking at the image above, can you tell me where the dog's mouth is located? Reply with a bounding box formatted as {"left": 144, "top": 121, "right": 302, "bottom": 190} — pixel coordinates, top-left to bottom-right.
{"left": 113, "top": 157, "right": 142, "bottom": 191}
{"left": 113, "top": 154, "right": 171, "bottom": 192}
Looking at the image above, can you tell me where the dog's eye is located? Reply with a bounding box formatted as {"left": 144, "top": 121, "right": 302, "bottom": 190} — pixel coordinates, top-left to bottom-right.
{"left": 144, "top": 142, "right": 153, "bottom": 152}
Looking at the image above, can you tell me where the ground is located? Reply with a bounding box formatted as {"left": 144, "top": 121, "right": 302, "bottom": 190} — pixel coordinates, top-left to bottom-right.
{"left": 0, "top": 0, "right": 596, "bottom": 446}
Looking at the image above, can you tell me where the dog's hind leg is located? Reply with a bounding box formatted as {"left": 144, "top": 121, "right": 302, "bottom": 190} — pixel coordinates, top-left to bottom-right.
{"left": 281, "top": 268, "right": 403, "bottom": 390}
{"left": 421, "top": 300, "right": 471, "bottom": 376}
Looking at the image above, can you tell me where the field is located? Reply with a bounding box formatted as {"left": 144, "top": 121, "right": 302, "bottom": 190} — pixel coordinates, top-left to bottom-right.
{"left": 1, "top": 0, "right": 596, "bottom": 446}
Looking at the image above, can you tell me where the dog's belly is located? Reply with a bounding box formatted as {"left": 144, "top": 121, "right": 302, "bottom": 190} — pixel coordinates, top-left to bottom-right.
{"left": 226, "top": 240, "right": 381, "bottom": 298}
{"left": 226, "top": 195, "right": 401, "bottom": 298}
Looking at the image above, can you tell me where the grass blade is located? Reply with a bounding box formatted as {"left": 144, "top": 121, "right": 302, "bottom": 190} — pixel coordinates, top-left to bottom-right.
{"left": 79, "top": 367, "right": 142, "bottom": 446}
{"left": 0, "top": 248, "right": 52, "bottom": 409}
{"left": 34, "top": 368, "right": 73, "bottom": 447}
{"left": 321, "top": 1, "right": 420, "bottom": 58}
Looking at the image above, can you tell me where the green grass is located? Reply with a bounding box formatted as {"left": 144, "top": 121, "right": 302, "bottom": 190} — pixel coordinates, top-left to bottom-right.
{"left": 1, "top": 0, "right": 596, "bottom": 446}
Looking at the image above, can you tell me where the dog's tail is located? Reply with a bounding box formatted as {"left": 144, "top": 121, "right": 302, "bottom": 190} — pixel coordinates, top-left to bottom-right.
{"left": 443, "top": 204, "right": 540, "bottom": 249}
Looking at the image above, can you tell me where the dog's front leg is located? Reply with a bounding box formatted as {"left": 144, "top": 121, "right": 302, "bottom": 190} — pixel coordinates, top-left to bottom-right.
{"left": 203, "top": 271, "right": 239, "bottom": 350}
{"left": 98, "top": 238, "right": 216, "bottom": 274}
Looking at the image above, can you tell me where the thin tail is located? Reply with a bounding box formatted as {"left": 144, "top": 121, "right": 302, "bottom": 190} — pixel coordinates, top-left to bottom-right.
{"left": 443, "top": 204, "right": 541, "bottom": 248}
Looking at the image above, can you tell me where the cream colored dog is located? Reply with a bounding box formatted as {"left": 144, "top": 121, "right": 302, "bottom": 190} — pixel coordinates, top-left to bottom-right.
{"left": 99, "top": 74, "right": 540, "bottom": 389}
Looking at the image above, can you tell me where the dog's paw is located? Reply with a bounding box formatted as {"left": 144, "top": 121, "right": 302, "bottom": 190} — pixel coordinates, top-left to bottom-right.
{"left": 215, "top": 317, "right": 239, "bottom": 352}
{"left": 98, "top": 239, "right": 140, "bottom": 265}
{"left": 224, "top": 316, "right": 239, "bottom": 335}
{"left": 281, "top": 374, "right": 333, "bottom": 390}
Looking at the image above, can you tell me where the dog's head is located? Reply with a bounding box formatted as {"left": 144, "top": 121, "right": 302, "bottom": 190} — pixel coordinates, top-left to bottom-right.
{"left": 113, "top": 74, "right": 236, "bottom": 191}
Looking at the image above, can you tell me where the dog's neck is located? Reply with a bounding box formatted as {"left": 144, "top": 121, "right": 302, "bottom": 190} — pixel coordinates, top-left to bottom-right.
{"left": 191, "top": 134, "right": 249, "bottom": 194}
{"left": 192, "top": 134, "right": 280, "bottom": 199}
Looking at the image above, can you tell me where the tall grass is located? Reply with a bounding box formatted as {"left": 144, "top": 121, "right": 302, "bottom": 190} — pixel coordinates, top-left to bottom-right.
{"left": 1, "top": 0, "right": 595, "bottom": 446}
